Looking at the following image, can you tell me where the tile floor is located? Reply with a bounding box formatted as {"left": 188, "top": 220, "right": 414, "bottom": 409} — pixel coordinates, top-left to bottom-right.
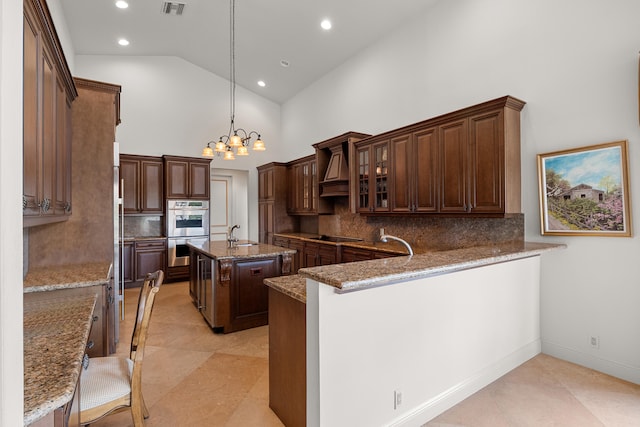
{"left": 90, "top": 281, "right": 640, "bottom": 427}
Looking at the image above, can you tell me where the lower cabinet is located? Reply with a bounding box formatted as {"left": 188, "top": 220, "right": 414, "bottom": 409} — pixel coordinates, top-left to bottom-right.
{"left": 120, "top": 238, "right": 167, "bottom": 286}
{"left": 134, "top": 239, "right": 167, "bottom": 282}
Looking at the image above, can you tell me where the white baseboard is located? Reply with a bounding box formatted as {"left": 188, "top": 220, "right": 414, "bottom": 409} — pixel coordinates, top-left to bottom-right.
{"left": 542, "top": 340, "right": 640, "bottom": 385}
{"left": 389, "top": 340, "right": 541, "bottom": 427}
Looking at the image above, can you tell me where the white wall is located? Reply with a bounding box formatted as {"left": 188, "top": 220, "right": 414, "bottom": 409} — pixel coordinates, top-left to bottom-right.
{"left": 307, "top": 256, "right": 542, "bottom": 426}
{"left": 0, "top": 0, "right": 24, "bottom": 424}
{"left": 73, "top": 55, "right": 281, "bottom": 241}
{"left": 285, "top": 0, "right": 640, "bottom": 384}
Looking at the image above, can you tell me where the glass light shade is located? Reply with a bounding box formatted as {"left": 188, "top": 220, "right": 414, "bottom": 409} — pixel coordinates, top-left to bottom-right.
{"left": 229, "top": 133, "right": 242, "bottom": 147}
{"left": 252, "top": 138, "right": 265, "bottom": 151}
{"left": 223, "top": 149, "right": 235, "bottom": 160}
{"left": 237, "top": 145, "right": 249, "bottom": 156}
{"left": 215, "top": 141, "right": 227, "bottom": 152}
{"left": 201, "top": 145, "right": 214, "bottom": 158}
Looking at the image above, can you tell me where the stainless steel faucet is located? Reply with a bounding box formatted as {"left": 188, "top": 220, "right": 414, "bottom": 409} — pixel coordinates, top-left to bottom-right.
{"left": 379, "top": 228, "right": 414, "bottom": 256}
{"left": 228, "top": 224, "right": 240, "bottom": 247}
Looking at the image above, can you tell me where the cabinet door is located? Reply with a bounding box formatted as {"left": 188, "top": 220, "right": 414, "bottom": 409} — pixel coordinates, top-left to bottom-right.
{"left": 140, "top": 160, "right": 164, "bottom": 213}
{"left": 303, "top": 243, "right": 319, "bottom": 267}
{"left": 119, "top": 158, "right": 140, "bottom": 213}
{"left": 413, "top": 127, "right": 439, "bottom": 213}
{"left": 23, "top": 9, "right": 39, "bottom": 216}
{"left": 259, "top": 168, "right": 275, "bottom": 201}
{"left": 439, "top": 119, "right": 469, "bottom": 213}
{"left": 134, "top": 240, "right": 167, "bottom": 281}
{"left": 121, "top": 241, "right": 134, "bottom": 283}
{"left": 355, "top": 145, "right": 371, "bottom": 213}
{"left": 288, "top": 239, "right": 304, "bottom": 272}
{"left": 54, "top": 79, "right": 69, "bottom": 215}
{"left": 259, "top": 201, "right": 274, "bottom": 244}
{"left": 469, "top": 109, "right": 505, "bottom": 213}
{"left": 372, "top": 141, "right": 390, "bottom": 212}
{"left": 189, "top": 161, "right": 210, "bottom": 199}
{"left": 165, "top": 160, "right": 189, "bottom": 199}
{"left": 341, "top": 246, "right": 373, "bottom": 263}
{"left": 317, "top": 245, "right": 337, "bottom": 265}
{"left": 230, "top": 258, "right": 276, "bottom": 331}
{"left": 390, "top": 134, "right": 412, "bottom": 213}
{"left": 41, "top": 45, "right": 56, "bottom": 217}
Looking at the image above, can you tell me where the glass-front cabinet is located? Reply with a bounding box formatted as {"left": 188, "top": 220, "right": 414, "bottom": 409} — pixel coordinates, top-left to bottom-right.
{"left": 355, "top": 140, "right": 389, "bottom": 213}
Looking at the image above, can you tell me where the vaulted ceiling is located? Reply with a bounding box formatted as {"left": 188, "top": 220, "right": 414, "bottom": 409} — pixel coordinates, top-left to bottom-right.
{"left": 59, "top": 0, "right": 439, "bottom": 104}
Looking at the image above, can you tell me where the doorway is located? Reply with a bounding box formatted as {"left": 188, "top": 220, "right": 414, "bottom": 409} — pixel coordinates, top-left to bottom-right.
{"left": 210, "top": 169, "right": 249, "bottom": 241}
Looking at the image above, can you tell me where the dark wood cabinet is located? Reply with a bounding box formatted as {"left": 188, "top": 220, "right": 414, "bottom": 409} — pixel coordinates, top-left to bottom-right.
{"left": 303, "top": 242, "right": 338, "bottom": 267}
{"left": 354, "top": 140, "right": 390, "bottom": 214}
{"left": 23, "top": 0, "right": 76, "bottom": 227}
{"left": 390, "top": 129, "right": 438, "bottom": 213}
{"left": 163, "top": 156, "right": 212, "bottom": 200}
{"left": 228, "top": 258, "right": 277, "bottom": 332}
{"left": 120, "top": 155, "right": 164, "bottom": 214}
{"left": 120, "top": 240, "right": 134, "bottom": 284}
{"left": 352, "top": 96, "right": 525, "bottom": 216}
{"left": 287, "top": 155, "right": 332, "bottom": 215}
{"left": 134, "top": 239, "right": 167, "bottom": 282}
{"left": 257, "top": 163, "right": 296, "bottom": 244}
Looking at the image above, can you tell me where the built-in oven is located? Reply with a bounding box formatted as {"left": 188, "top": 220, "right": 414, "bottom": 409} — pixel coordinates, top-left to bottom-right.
{"left": 167, "top": 200, "right": 209, "bottom": 238}
{"left": 167, "top": 236, "right": 209, "bottom": 267}
{"left": 167, "top": 200, "right": 209, "bottom": 268}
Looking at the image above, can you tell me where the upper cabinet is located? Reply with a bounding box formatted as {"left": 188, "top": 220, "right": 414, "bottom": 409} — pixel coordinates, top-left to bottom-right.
{"left": 287, "top": 155, "right": 332, "bottom": 215}
{"left": 23, "top": 0, "right": 77, "bottom": 227}
{"left": 163, "top": 156, "right": 212, "bottom": 200}
{"left": 352, "top": 96, "right": 526, "bottom": 216}
{"left": 257, "top": 162, "right": 296, "bottom": 244}
{"left": 120, "top": 155, "right": 164, "bottom": 215}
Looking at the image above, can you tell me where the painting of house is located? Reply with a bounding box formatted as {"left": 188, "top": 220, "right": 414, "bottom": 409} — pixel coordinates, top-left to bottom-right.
{"left": 563, "top": 184, "right": 605, "bottom": 202}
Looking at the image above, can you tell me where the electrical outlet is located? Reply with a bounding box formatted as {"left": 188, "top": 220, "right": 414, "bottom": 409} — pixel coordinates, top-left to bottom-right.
{"left": 394, "top": 390, "right": 402, "bottom": 409}
{"left": 589, "top": 335, "right": 600, "bottom": 349}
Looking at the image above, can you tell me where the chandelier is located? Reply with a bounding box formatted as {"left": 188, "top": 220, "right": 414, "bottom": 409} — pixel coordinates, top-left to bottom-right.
{"left": 202, "top": 0, "right": 265, "bottom": 160}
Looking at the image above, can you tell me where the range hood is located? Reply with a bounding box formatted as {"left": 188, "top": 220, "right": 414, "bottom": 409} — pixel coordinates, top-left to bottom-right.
{"left": 315, "top": 132, "right": 371, "bottom": 198}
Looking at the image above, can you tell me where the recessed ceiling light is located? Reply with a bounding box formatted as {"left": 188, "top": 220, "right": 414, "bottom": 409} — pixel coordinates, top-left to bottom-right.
{"left": 118, "top": 38, "right": 130, "bottom": 46}
{"left": 115, "top": 0, "right": 129, "bottom": 9}
{"left": 257, "top": 81, "right": 266, "bottom": 87}
{"left": 280, "top": 59, "right": 290, "bottom": 68}
{"left": 320, "top": 19, "right": 332, "bottom": 30}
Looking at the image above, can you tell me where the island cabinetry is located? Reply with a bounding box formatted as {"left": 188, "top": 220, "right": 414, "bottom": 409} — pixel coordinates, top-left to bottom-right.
{"left": 163, "top": 155, "right": 212, "bottom": 200}
{"left": 23, "top": 0, "right": 77, "bottom": 227}
{"left": 189, "top": 241, "right": 295, "bottom": 333}
{"left": 119, "top": 154, "right": 164, "bottom": 214}
{"left": 352, "top": 96, "right": 525, "bottom": 216}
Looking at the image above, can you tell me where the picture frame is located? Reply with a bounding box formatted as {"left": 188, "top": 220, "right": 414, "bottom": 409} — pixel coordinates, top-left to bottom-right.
{"left": 537, "top": 140, "right": 632, "bottom": 236}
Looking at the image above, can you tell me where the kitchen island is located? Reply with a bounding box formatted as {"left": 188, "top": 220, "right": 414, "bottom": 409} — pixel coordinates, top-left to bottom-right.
{"left": 265, "top": 241, "right": 565, "bottom": 427}
{"left": 188, "top": 240, "right": 296, "bottom": 333}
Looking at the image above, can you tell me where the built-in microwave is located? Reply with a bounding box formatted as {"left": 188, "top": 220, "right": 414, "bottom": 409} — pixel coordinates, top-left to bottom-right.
{"left": 166, "top": 200, "right": 209, "bottom": 238}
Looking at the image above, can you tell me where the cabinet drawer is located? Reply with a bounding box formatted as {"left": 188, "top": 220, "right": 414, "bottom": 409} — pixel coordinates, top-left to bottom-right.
{"left": 134, "top": 239, "right": 166, "bottom": 250}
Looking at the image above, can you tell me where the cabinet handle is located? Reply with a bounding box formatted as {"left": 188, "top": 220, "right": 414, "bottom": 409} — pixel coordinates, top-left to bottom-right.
{"left": 92, "top": 315, "right": 99, "bottom": 322}
{"left": 22, "top": 196, "right": 27, "bottom": 210}
{"left": 86, "top": 340, "right": 94, "bottom": 349}
{"left": 250, "top": 267, "right": 263, "bottom": 276}
{"left": 82, "top": 354, "right": 90, "bottom": 370}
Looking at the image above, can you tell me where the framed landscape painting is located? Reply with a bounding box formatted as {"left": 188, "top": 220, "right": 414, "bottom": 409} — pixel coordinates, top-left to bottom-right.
{"left": 537, "top": 140, "right": 632, "bottom": 236}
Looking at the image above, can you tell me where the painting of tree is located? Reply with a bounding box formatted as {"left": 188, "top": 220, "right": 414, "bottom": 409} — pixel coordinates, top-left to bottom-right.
{"left": 537, "top": 141, "right": 631, "bottom": 236}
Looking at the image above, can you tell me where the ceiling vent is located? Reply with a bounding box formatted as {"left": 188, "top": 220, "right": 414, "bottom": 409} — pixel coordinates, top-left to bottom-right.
{"left": 162, "top": 1, "right": 185, "bottom": 15}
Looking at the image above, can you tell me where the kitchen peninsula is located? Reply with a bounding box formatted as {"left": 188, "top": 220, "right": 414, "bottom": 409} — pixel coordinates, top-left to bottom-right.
{"left": 188, "top": 240, "right": 295, "bottom": 333}
{"left": 265, "top": 241, "right": 565, "bottom": 427}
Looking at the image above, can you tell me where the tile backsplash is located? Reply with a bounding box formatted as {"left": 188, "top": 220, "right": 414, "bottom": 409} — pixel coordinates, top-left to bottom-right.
{"left": 318, "top": 198, "right": 523, "bottom": 253}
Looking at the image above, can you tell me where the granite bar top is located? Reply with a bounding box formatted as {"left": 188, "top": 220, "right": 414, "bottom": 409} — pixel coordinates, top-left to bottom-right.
{"left": 24, "top": 293, "right": 97, "bottom": 425}
{"left": 298, "top": 242, "right": 565, "bottom": 293}
{"left": 264, "top": 274, "right": 307, "bottom": 303}
{"left": 274, "top": 232, "right": 408, "bottom": 255}
{"left": 188, "top": 240, "right": 296, "bottom": 260}
{"left": 24, "top": 262, "right": 112, "bottom": 293}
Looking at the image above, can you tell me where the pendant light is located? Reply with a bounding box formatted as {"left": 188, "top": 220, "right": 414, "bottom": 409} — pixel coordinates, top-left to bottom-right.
{"left": 202, "top": 0, "right": 265, "bottom": 159}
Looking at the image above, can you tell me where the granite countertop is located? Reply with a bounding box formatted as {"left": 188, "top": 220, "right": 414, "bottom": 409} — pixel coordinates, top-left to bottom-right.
{"left": 298, "top": 242, "right": 565, "bottom": 293}
{"left": 24, "top": 262, "right": 112, "bottom": 293}
{"left": 264, "top": 274, "right": 307, "bottom": 303}
{"left": 188, "top": 240, "right": 296, "bottom": 260}
{"left": 273, "top": 232, "right": 409, "bottom": 255}
{"left": 24, "top": 293, "right": 97, "bottom": 425}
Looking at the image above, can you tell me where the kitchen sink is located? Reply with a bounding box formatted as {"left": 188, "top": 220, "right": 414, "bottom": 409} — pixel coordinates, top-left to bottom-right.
{"left": 310, "top": 235, "right": 363, "bottom": 243}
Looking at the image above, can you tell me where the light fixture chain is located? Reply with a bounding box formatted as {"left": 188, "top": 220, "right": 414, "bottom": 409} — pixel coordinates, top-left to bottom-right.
{"left": 229, "top": 0, "right": 236, "bottom": 133}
